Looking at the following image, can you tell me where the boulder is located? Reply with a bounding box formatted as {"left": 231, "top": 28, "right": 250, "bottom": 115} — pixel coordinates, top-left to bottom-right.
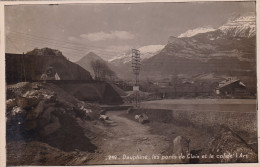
{"left": 44, "top": 94, "right": 57, "bottom": 103}
{"left": 135, "top": 115, "right": 141, "bottom": 120}
{"left": 16, "top": 94, "right": 41, "bottom": 110}
{"left": 135, "top": 114, "right": 149, "bottom": 124}
{"left": 39, "top": 115, "right": 61, "bottom": 137}
{"left": 26, "top": 101, "right": 45, "bottom": 120}
{"left": 15, "top": 96, "right": 28, "bottom": 109}
{"left": 23, "top": 90, "right": 44, "bottom": 100}
{"left": 32, "top": 83, "right": 42, "bottom": 90}
{"left": 11, "top": 106, "right": 25, "bottom": 116}
{"left": 37, "top": 106, "right": 56, "bottom": 127}
{"left": 172, "top": 136, "right": 190, "bottom": 163}
{"left": 99, "top": 115, "right": 109, "bottom": 121}
{"left": 6, "top": 99, "right": 16, "bottom": 110}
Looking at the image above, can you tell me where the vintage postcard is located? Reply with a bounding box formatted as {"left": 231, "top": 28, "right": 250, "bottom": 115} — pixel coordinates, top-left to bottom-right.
{"left": 2, "top": 0, "right": 259, "bottom": 166}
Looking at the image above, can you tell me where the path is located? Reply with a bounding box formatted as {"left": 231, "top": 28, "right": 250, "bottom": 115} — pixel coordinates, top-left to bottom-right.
{"left": 88, "top": 110, "right": 171, "bottom": 164}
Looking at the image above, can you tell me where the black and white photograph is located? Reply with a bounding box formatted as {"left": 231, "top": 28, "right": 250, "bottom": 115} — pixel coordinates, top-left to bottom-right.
{"left": 4, "top": 0, "right": 258, "bottom": 165}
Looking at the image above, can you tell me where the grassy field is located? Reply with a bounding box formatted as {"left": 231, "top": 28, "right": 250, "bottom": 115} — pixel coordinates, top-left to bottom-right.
{"left": 141, "top": 99, "right": 257, "bottom": 152}
{"left": 141, "top": 99, "right": 257, "bottom": 113}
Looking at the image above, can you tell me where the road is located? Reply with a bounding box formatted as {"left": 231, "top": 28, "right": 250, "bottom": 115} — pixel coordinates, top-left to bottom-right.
{"left": 88, "top": 110, "right": 171, "bottom": 164}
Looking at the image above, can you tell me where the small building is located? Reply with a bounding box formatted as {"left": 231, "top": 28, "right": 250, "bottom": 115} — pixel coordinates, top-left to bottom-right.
{"left": 216, "top": 78, "right": 246, "bottom": 95}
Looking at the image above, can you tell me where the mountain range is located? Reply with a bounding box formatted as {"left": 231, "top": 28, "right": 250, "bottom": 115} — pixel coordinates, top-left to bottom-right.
{"left": 75, "top": 15, "right": 256, "bottom": 90}
{"left": 142, "top": 15, "right": 255, "bottom": 71}
{"left": 111, "top": 15, "right": 255, "bottom": 90}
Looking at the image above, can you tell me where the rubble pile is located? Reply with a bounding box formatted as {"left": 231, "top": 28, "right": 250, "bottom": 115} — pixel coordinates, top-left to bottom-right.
{"left": 209, "top": 127, "right": 258, "bottom": 163}
{"left": 6, "top": 82, "right": 101, "bottom": 140}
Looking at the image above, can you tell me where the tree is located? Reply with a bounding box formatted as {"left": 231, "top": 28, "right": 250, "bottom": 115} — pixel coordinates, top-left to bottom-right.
{"left": 91, "top": 60, "right": 116, "bottom": 81}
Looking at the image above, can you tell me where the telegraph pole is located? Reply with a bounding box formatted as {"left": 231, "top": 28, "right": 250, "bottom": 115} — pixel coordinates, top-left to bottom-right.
{"left": 132, "top": 49, "right": 141, "bottom": 108}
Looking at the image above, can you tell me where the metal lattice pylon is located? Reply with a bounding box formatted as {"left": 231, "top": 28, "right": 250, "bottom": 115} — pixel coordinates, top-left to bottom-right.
{"left": 132, "top": 49, "right": 141, "bottom": 85}
{"left": 132, "top": 49, "right": 141, "bottom": 108}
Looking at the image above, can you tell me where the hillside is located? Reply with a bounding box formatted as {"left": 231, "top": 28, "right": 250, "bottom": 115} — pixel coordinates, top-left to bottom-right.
{"left": 6, "top": 48, "right": 93, "bottom": 83}
{"left": 142, "top": 35, "right": 255, "bottom": 78}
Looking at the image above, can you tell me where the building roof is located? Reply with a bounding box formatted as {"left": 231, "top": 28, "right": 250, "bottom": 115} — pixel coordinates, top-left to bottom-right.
{"left": 217, "top": 78, "right": 245, "bottom": 89}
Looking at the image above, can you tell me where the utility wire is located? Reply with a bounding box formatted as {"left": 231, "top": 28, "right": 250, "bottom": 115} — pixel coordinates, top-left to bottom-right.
{"left": 7, "top": 34, "right": 120, "bottom": 60}
{"left": 9, "top": 31, "right": 123, "bottom": 54}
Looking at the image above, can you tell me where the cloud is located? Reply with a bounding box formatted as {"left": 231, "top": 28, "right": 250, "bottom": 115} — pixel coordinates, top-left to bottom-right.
{"left": 68, "top": 36, "right": 78, "bottom": 42}
{"left": 106, "top": 45, "right": 132, "bottom": 52}
{"left": 80, "top": 31, "right": 135, "bottom": 41}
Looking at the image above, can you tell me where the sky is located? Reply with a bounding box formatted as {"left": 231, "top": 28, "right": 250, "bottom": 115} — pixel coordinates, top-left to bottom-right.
{"left": 5, "top": 1, "right": 255, "bottom": 62}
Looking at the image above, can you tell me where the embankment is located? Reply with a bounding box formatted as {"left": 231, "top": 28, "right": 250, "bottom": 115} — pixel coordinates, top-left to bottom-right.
{"left": 6, "top": 53, "right": 92, "bottom": 83}
{"left": 53, "top": 81, "right": 124, "bottom": 105}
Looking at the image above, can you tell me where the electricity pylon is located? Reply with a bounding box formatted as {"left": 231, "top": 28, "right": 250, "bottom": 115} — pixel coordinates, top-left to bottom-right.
{"left": 132, "top": 49, "right": 141, "bottom": 108}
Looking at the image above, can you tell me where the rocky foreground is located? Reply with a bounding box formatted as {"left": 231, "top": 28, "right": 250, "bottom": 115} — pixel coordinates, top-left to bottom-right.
{"left": 6, "top": 82, "right": 103, "bottom": 165}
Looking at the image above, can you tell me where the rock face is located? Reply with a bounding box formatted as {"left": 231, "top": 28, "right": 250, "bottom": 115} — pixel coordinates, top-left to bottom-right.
{"left": 219, "top": 15, "right": 256, "bottom": 38}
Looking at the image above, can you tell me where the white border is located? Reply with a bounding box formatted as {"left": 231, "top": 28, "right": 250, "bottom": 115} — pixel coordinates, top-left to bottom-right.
{"left": 0, "top": 0, "right": 259, "bottom": 167}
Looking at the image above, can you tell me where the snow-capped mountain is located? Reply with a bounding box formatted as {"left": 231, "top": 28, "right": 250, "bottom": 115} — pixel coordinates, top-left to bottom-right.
{"left": 138, "top": 45, "right": 165, "bottom": 59}
{"left": 139, "top": 15, "right": 256, "bottom": 80}
{"left": 219, "top": 15, "right": 256, "bottom": 38}
{"left": 109, "top": 45, "right": 164, "bottom": 64}
{"left": 178, "top": 15, "right": 256, "bottom": 39}
{"left": 178, "top": 26, "right": 216, "bottom": 38}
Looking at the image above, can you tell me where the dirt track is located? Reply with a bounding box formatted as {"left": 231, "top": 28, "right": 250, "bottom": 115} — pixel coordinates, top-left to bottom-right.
{"left": 88, "top": 110, "right": 171, "bottom": 164}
